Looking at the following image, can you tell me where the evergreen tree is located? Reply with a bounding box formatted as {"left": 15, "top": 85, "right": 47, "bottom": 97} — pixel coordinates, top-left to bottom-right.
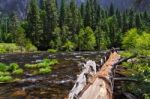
{"left": 9, "top": 12, "right": 19, "bottom": 43}
{"left": 90, "top": 0, "right": 97, "bottom": 29}
{"left": 122, "top": 12, "right": 129, "bottom": 32}
{"left": 116, "top": 11, "right": 123, "bottom": 31}
{"left": 109, "top": 3, "right": 115, "bottom": 16}
{"left": 59, "top": 0, "right": 67, "bottom": 28}
{"left": 107, "top": 15, "right": 118, "bottom": 47}
{"left": 129, "top": 10, "right": 135, "bottom": 28}
{"left": 95, "top": 23, "right": 102, "bottom": 50}
{"left": 67, "top": 0, "right": 81, "bottom": 33}
{"left": 49, "top": 27, "right": 62, "bottom": 50}
{"left": 39, "top": 0, "right": 46, "bottom": 49}
{"left": 26, "top": 0, "right": 40, "bottom": 47}
{"left": 95, "top": 24, "right": 110, "bottom": 50}
{"left": 80, "top": 3, "right": 85, "bottom": 18}
{"left": 95, "top": 5, "right": 101, "bottom": 27}
{"left": 85, "top": 0, "right": 92, "bottom": 27}
{"left": 45, "top": 0, "right": 58, "bottom": 48}
{"left": 77, "top": 28, "right": 85, "bottom": 51}
{"left": 135, "top": 13, "right": 142, "bottom": 29}
{"left": 45, "top": 0, "right": 58, "bottom": 33}
{"left": 61, "top": 26, "right": 71, "bottom": 43}
{"left": 15, "top": 26, "right": 27, "bottom": 51}
{"left": 41, "top": 0, "right": 46, "bottom": 10}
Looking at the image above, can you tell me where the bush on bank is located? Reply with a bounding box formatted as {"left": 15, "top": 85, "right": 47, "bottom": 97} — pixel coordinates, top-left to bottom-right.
{"left": 0, "top": 43, "right": 37, "bottom": 53}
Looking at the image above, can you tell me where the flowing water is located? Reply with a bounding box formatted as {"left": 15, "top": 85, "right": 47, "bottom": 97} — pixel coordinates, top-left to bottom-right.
{"left": 0, "top": 51, "right": 104, "bottom": 99}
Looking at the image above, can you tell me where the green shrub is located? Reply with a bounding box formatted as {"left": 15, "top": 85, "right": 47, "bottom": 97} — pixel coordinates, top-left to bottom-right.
{"left": 122, "top": 29, "right": 150, "bottom": 54}
{"left": 38, "top": 59, "right": 58, "bottom": 68}
{"left": 137, "top": 50, "right": 150, "bottom": 56}
{"left": 122, "top": 28, "right": 139, "bottom": 49}
{"left": 47, "top": 49, "right": 57, "bottom": 53}
{"left": 0, "top": 43, "right": 20, "bottom": 53}
{"left": 62, "top": 41, "right": 76, "bottom": 51}
{"left": 37, "top": 62, "right": 49, "bottom": 68}
{"left": 143, "top": 94, "right": 150, "bottom": 99}
{"left": 120, "top": 51, "right": 134, "bottom": 57}
{"left": 8, "top": 63, "right": 19, "bottom": 71}
{"left": 12, "top": 69, "right": 23, "bottom": 75}
{"left": 0, "top": 72, "right": 10, "bottom": 76}
{"left": 39, "top": 67, "right": 51, "bottom": 74}
{"left": 0, "top": 63, "right": 8, "bottom": 72}
{"left": 135, "top": 32, "right": 150, "bottom": 50}
{"left": 122, "top": 62, "right": 133, "bottom": 68}
{"left": 25, "top": 59, "right": 58, "bottom": 69}
{"left": 25, "top": 59, "right": 58, "bottom": 75}
{"left": 48, "top": 59, "right": 58, "bottom": 65}
{"left": 25, "top": 64, "right": 38, "bottom": 69}
{"left": 0, "top": 48, "right": 7, "bottom": 53}
{"left": 25, "top": 42, "right": 37, "bottom": 52}
{"left": 32, "top": 70, "right": 38, "bottom": 75}
{"left": 0, "top": 43, "right": 37, "bottom": 53}
{"left": 0, "top": 76, "right": 12, "bottom": 82}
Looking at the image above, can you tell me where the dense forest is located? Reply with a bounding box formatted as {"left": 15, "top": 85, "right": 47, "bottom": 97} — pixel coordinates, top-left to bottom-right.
{"left": 0, "top": 0, "right": 149, "bottom": 51}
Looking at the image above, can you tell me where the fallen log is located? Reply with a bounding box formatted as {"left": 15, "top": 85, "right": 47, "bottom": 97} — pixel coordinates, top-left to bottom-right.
{"left": 68, "top": 50, "right": 121, "bottom": 99}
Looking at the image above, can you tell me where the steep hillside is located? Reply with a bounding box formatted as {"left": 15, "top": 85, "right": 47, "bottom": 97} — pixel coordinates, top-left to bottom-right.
{"left": 0, "top": 0, "right": 29, "bottom": 18}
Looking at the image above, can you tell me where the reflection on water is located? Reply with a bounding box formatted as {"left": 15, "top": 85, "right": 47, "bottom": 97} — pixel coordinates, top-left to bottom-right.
{"left": 0, "top": 51, "right": 103, "bottom": 99}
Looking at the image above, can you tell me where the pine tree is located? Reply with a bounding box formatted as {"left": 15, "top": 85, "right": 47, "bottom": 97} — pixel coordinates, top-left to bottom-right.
{"left": 49, "top": 27, "right": 62, "bottom": 50}
{"left": 116, "top": 11, "right": 123, "bottom": 31}
{"left": 129, "top": 10, "right": 135, "bottom": 28}
{"left": 135, "top": 13, "right": 142, "bottom": 29}
{"left": 39, "top": 0, "right": 47, "bottom": 49}
{"left": 95, "top": 5, "right": 101, "bottom": 27}
{"left": 95, "top": 23, "right": 110, "bottom": 50}
{"left": 45, "top": 0, "right": 58, "bottom": 33}
{"left": 91, "top": 0, "right": 97, "bottom": 29}
{"left": 59, "top": 0, "right": 67, "bottom": 28}
{"left": 15, "top": 26, "right": 27, "bottom": 51}
{"left": 80, "top": 3, "right": 85, "bottom": 18}
{"left": 85, "top": 0, "right": 92, "bottom": 27}
{"left": 67, "top": 0, "right": 80, "bottom": 33}
{"left": 41, "top": 0, "right": 46, "bottom": 10}
{"left": 78, "top": 28, "right": 85, "bottom": 51}
{"left": 9, "top": 12, "right": 19, "bottom": 43}
{"left": 26, "top": 0, "right": 40, "bottom": 47}
{"left": 45, "top": 0, "right": 58, "bottom": 48}
{"left": 95, "top": 22, "right": 102, "bottom": 50}
{"left": 122, "top": 12, "right": 129, "bottom": 32}
{"left": 109, "top": 3, "right": 114, "bottom": 16}
{"left": 61, "top": 26, "right": 71, "bottom": 43}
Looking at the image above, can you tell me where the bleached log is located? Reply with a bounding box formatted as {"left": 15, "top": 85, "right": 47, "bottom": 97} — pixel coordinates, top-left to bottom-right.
{"left": 68, "top": 60, "right": 97, "bottom": 99}
{"left": 69, "top": 50, "right": 121, "bottom": 99}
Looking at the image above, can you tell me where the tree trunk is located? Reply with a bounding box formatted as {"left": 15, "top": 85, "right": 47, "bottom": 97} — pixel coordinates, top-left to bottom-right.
{"left": 69, "top": 51, "right": 121, "bottom": 99}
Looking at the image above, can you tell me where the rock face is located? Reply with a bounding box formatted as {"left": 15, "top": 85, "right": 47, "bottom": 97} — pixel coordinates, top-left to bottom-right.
{"left": 0, "top": 0, "right": 29, "bottom": 18}
{"left": 0, "top": 0, "right": 149, "bottom": 18}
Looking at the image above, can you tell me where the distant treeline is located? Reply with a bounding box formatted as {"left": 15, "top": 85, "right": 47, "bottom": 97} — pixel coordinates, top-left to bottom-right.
{"left": 0, "top": 0, "right": 149, "bottom": 51}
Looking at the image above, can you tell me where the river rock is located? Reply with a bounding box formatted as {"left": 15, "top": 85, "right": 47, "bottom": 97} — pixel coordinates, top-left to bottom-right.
{"left": 12, "top": 89, "right": 26, "bottom": 96}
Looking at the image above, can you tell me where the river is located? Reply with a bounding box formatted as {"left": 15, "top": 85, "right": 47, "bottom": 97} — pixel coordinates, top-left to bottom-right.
{"left": 0, "top": 51, "right": 104, "bottom": 99}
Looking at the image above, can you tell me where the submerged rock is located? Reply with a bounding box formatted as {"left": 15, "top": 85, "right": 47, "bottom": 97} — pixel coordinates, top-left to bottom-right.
{"left": 12, "top": 89, "right": 26, "bottom": 97}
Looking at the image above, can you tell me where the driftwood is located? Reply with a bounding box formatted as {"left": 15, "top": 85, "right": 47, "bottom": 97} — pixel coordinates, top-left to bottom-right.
{"left": 68, "top": 50, "right": 121, "bottom": 99}
{"left": 69, "top": 60, "right": 97, "bottom": 99}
